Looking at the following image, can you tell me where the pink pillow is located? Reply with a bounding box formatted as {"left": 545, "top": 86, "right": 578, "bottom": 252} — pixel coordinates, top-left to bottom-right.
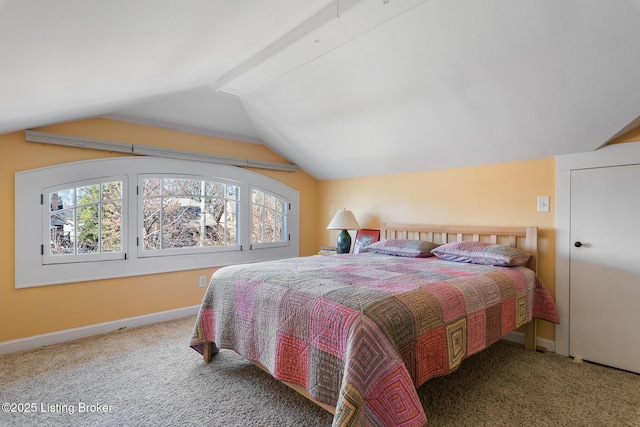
{"left": 364, "top": 239, "right": 439, "bottom": 257}
{"left": 431, "top": 241, "right": 531, "bottom": 266}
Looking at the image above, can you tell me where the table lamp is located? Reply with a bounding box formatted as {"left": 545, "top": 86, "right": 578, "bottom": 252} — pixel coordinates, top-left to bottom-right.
{"left": 327, "top": 209, "right": 360, "bottom": 253}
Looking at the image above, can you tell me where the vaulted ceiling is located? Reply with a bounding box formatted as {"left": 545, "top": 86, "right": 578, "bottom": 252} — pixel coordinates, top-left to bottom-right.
{"left": 2, "top": 0, "right": 639, "bottom": 179}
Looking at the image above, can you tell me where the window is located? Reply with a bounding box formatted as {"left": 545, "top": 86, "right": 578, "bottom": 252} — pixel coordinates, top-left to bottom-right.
{"left": 15, "top": 157, "right": 299, "bottom": 288}
{"left": 251, "top": 188, "right": 289, "bottom": 249}
{"left": 140, "top": 176, "right": 240, "bottom": 256}
{"left": 44, "top": 178, "right": 126, "bottom": 264}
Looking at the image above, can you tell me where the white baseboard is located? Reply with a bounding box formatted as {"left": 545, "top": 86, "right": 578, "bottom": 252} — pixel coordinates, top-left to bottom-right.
{"left": 2, "top": 307, "right": 555, "bottom": 356}
{"left": 503, "top": 330, "right": 556, "bottom": 352}
{"left": 0, "top": 305, "right": 200, "bottom": 356}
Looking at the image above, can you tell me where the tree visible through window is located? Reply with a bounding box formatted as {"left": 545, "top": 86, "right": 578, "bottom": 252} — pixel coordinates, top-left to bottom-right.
{"left": 252, "top": 188, "right": 288, "bottom": 245}
{"left": 48, "top": 180, "right": 123, "bottom": 257}
{"left": 141, "top": 177, "right": 239, "bottom": 252}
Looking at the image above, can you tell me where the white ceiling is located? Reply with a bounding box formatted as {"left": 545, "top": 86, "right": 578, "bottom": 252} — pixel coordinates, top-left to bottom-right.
{"left": 2, "top": 0, "right": 639, "bottom": 180}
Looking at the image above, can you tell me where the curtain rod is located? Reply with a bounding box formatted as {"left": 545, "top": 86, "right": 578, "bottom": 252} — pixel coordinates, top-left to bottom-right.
{"left": 24, "top": 130, "right": 298, "bottom": 172}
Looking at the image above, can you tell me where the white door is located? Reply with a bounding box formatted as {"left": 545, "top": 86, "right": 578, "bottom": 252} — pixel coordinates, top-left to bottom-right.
{"left": 570, "top": 164, "right": 640, "bottom": 373}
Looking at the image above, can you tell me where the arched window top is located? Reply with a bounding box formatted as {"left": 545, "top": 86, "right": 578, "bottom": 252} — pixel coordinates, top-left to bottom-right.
{"left": 15, "top": 157, "right": 299, "bottom": 288}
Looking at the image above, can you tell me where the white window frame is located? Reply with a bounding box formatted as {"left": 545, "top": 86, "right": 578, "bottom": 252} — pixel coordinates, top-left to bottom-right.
{"left": 250, "top": 186, "right": 290, "bottom": 250}
{"left": 43, "top": 176, "right": 127, "bottom": 264}
{"left": 15, "top": 157, "right": 299, "bottom": 288}
{"left": 138, "top": 174, "right": 242, "bottom": 257}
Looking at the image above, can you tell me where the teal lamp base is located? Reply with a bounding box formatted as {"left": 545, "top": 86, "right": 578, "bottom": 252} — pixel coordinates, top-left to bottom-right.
{"left": 336, "top": 229, "right": 351, "bottom": 254}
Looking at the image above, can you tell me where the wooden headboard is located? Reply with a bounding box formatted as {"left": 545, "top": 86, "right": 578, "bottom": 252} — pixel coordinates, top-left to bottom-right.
{"left": 380, "top": 223, "right": 538, "bottom": 274}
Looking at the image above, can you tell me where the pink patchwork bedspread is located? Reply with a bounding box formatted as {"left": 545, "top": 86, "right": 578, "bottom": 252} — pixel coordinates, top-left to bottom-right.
{"left": 190, "top": 253, "right": 558, "bottom": 426}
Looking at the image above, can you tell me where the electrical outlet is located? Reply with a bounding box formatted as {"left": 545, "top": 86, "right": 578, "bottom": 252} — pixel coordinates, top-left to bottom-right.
{"left": 199, "top": 275, "right": 207, "bottom": 288}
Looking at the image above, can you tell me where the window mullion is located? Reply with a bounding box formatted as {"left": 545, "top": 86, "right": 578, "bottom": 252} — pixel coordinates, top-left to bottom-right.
{"left": 273, "top": 207, "right": 277, "bottom": 242}
{"left": 159, "top": 182, "right": 164, "bottom": 251}
{"left": 73, "top": 207, "right": 78, "bottom": 255}
{"left": 73, "top": 189, "right": 78, "bottom": 256}
{"left": 98, "top": 186, "right": 103, "bottom": 254}
{"left": 200, "top": 181, "right": 206, "bottom": 248}
{"left": 263, "top": 199, "right": 267, "bottom": 243}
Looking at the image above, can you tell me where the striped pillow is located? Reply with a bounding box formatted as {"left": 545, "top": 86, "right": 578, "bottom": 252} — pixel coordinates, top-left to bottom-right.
{"left": 364, "top": 239, "right": 439, "bottom": 258}
{"left": 431, "top": 241, "right": 531, "bottom": 266}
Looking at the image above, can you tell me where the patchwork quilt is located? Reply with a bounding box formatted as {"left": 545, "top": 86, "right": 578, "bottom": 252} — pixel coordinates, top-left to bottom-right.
{"left": 190, "top": 253, "right": 559, "bottom": 426}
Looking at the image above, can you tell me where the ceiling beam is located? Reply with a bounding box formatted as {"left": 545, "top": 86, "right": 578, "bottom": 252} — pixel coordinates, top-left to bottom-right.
{"left": 215, "top": 0, "right": 427, "bottom": 96}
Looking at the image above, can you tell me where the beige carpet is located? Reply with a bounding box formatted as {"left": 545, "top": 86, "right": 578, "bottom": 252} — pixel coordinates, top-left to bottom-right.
{"left": 1, "top": 316, "right": 638, "bottom": 426}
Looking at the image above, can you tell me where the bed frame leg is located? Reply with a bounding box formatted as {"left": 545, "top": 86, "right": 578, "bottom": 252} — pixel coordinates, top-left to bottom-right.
{"left": 203, "top": 341, "right": 214, "bottom": 363}
{"left": 524, "top": 319, "right": 537, "bottom": 351}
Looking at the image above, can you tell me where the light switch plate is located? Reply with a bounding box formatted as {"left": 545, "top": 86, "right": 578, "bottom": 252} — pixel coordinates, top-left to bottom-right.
{"left": 537, "top": 196, "right": 550, "bottom": 212}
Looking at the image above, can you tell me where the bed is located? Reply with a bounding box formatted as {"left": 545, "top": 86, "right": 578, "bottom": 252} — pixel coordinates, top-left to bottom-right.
{"left": 190, "top": 223, "right": 559, "bottom": 426}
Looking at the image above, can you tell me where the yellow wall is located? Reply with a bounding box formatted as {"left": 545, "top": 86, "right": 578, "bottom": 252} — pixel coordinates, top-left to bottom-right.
{"left": 317, "top": 158, "right": 557, "bottom": 341}
{"left": 0, "top": 118, "right": 318, "bottom": 342}
{"left": 1, "top": 117, "right": 557, "bottom": 345}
